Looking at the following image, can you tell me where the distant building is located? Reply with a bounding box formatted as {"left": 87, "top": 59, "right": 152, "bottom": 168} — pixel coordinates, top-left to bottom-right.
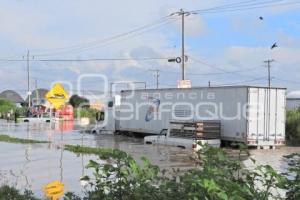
{"left": 0, "top": 90, "right": 24, "bottom": 107}
{"left": 26, "top": 88, "right": 49, "bottom": 106}
{"left": 89, "top": 101, "right": 105, "bottom": 110}
{"left": 286, "top": 91, "right": 300, "bottom": 111}
{"left": 287, "top": 98, "right": 300, "bottom": 111}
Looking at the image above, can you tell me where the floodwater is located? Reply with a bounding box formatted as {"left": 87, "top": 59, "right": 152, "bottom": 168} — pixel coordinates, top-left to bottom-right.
{"left": 0, "top": 120, "right": 299, "bottom": 197}
{"left": 246, "top": 146, "right": 300, "bottom": 173}
{"left": 0, "top": 120, "right": 195, "bottom": 197}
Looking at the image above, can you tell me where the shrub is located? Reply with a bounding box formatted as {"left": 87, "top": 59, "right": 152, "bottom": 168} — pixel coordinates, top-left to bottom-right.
{"left": 0, "top": 185, "right": 39, "bottom": 200}
{"left": 0, "top": 99, "right": 15, "bottom": 117}
{"left": 74, "top": 108, "right": 98, "bottom": 123}
{"left": 69, "top": 95, "right": 89, "bottom": 108}
{"left": 284, "top": 153, "right": 300, "bottom": 199}
{"left": 286, "top": 109, "right": 300, "bottom": 145}
{"left": 77, "top": 144, "right": 287, "bottom": 200}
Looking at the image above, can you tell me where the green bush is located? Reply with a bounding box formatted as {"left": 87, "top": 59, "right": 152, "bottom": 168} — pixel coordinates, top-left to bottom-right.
{"left": 0, "top": 185, "right": 39, "bottom": 200}
{"left": 0, "top": 99, "right": 15, "bottom": 117}
{"left": 286, "top": 109, "right": 300, "bottom": 145}
{"left": 70, "top": 144, "right": 288, "bottom": 200}
{"left": 15, "top": 106, "right": 28, "bottom": 117}
{"left": 69, "top": 95, "right": 89, "bottom": 108}
{"left": 74, "top": 108, "right": 98, "bottom": 123}
{"left": 284, "top": 153, "right": 300, "bottom": 199}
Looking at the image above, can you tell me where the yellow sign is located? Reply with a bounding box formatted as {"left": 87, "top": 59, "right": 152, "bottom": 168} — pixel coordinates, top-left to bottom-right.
{"left": 45, "top": 83, "right": 69, "bottom": 109}
{"left": 43, "top": 180, "right": 64, "bottom": 200}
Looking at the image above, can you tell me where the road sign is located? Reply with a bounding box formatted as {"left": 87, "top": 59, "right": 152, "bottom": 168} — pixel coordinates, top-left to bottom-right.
{"left": 177, "top": 80, "right": 191, "bottom": 88}
{"left": 45, "top": 83, "right": 69, "bottom": 109}
{"left": 43, "top": 180, "right": 64, "bottom": 200}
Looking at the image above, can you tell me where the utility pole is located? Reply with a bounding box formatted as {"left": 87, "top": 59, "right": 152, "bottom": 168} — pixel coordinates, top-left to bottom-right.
{"left": 264, "top": 59, "right": 274, "bottom": 88}
{"left": 263, "top": 59, "right": 274, "bottom": 141}
{"left": 27, "top": 50, "right": 31, "bottom": 108}
{"left": 149, "top": 69, "right": 160, "bottom": 89}
{"left": 170, "top": 9, "right": 194, "bottom": 80}
{"left": 181, "top": 9, "right": 185, "bottom": 80}
{"left": 35, "top": 79, "right": 39, "bottom": 106}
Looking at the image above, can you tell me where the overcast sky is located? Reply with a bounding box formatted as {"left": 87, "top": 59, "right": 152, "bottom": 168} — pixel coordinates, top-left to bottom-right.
{"left": 0, "top": 0, "right": 300, "bottom": 97}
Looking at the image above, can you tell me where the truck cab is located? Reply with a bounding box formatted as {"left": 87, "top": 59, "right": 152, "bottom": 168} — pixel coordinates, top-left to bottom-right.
{"left": 92, "top": 96, "right": 119, "bottom": 134}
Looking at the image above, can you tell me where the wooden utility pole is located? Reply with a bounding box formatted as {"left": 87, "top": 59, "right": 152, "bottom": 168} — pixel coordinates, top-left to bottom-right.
{"left": 27, "top": 50, "right": 31, "bottom": 107}
{"left": 264, "top": 59, "right": 274, "bottom": 88}
{"left": 149, "top": 69, "right": 160, "bottom": 89}
{"left": 181, "top": 9, "right": 185, "bottom": 80}
{"left": 170, "top": 9, "right": 194, "bottom": 80}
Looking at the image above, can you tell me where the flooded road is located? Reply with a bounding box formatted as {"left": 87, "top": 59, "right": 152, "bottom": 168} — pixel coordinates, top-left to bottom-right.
{"left": 0, "top": 120, "right": 299, "bottom": 197}
{"left": 246, "top": 147, "right": 300, "bottom": 173}
{"left": 0, "top": 120, "right": 195, "bottom": 196}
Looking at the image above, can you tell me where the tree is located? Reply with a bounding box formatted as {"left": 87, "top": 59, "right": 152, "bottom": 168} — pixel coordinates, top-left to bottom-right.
{"left": 0, "top": 99, "right": 15, "bottom": 115}
{"left": 69, "top": 95, "right": 89, "bottom": 108}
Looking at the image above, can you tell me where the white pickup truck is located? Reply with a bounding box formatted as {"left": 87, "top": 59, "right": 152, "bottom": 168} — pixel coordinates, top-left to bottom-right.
{"left": 144, "top": 120, "right": 221, "bottom": 150}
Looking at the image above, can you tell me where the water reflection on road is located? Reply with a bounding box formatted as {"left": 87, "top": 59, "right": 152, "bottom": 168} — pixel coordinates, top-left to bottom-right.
{"left": 0, "top": 120, "right": 195, "bottom": 196}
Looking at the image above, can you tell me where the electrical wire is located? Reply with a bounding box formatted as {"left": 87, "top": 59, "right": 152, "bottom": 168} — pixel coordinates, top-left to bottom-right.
{"left": 0, "top": 57, "right": 171, "bottom": 62}
{"left": 216, "top": 76, "right": 267, "bottom": 86}
{"left": 192, "top": 0, "right": 283, "bottom": 12}
{"left": 32, "top": 16, "right": 177, "bottom": 56}
{"left": 189, "top": 56, "right": 261, "bottom": 78}
{"left": 273, "top": 77, "right": 300, "bottom": 84}
{"left": 192, "top": 0, "right": 300, "bottom": 14}
{"left": 160, "top": 66, "right": 262, "bottom": 76}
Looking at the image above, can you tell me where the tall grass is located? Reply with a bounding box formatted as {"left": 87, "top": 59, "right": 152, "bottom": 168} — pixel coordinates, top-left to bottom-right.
{"left": 0, "top": 134, "right": 49, "bottom": 144}
{"left": 286, "top": 109, "right": 300, "bottom": 145}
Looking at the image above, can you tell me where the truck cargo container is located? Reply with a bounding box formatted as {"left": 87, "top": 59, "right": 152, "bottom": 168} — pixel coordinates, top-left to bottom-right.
{"left": 93, "top": 86, "right": 286, "bottom": 147}
{"left": 114, "top": 86, "right": 286, "bottom": 147}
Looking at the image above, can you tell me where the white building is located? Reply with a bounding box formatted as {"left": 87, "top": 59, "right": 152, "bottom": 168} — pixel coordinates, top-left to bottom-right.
{"left": 286, "top": 91, "right": 300, "bottom": 110}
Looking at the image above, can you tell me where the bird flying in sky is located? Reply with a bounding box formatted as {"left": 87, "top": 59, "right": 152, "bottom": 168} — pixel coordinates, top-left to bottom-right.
{"left": 271, "top": 42, "right": 278, "bottom": 49}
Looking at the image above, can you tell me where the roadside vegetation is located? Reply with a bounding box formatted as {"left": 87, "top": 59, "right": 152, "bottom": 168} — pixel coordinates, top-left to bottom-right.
{"left": 15, "top": 106, "right": 28, "bottom": 118}
{"left": 69, "top": 95, "right": 89, "bottom": 108}
{"left": 0, "top": 99, "right": 15, "bottom": 118}
{"left": 286, "top": 108, "right": 300, "bottom": 145}
{"left": 1, "top": 144, "right": 299, "bottom": 200}
{"left": 0, "top": 99, "right": 28, "bottom": 121}
{"left": 74, "top": 108, "right": 98, "bottom": 124}
{"left": 73, "top": 108, "right": 98, "bottom": 119}
{"left": 64, "top": 144, "right": 115, "bottom": 159}
{"left": 0, "top": 185, "right": 38, "bottom": 200}
{"left": 0, "top": 134, "right": 49, "bottom": 144}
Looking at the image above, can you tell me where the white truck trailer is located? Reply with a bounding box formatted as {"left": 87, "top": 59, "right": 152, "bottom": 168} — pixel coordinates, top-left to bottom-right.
{"left": 97, "top": 86, "right": 286, "bottom": 147}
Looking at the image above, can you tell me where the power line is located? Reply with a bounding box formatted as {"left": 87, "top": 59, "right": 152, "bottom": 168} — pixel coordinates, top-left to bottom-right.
{"left": 192, "top": 0, "right": 283, "bottom": 12}
{"left": 7, "top": 1, "right": 296, "bottom": 57}
{"left": 32, "top": 17, "right": 177, "bottom": 56}
{"left": 160, "top": 67, "right": 262, "bottom": 76}
{"left": 189, "top": 56, "right": 260, "bottom": 78}
{"left": 216, "top": 76, "right": 267, "bottom": 86}
{"left": 191, "top": 0, "right": 300, "bottom": 14}
{"left": 0, "top": 57, "right": 171, "bottom": 62}
{"left": 273, "top": 77, "right": 300, "bottom": 84}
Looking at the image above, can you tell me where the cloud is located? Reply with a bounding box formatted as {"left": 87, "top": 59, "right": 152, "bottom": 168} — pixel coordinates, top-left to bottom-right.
{"left": 223, "top": 46, "right": 300, "bottom": 67}
{"left": 170, "top": 14, "right": 208, "bottom": 36}
{"left": 0, "top": 0, "right": 299, "bottom": 92}
{"left": 287, "top": 91, "right": 300, "bottom": 98}
{"left": 276, "top": 32, "right": 300, "bottom": 48}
